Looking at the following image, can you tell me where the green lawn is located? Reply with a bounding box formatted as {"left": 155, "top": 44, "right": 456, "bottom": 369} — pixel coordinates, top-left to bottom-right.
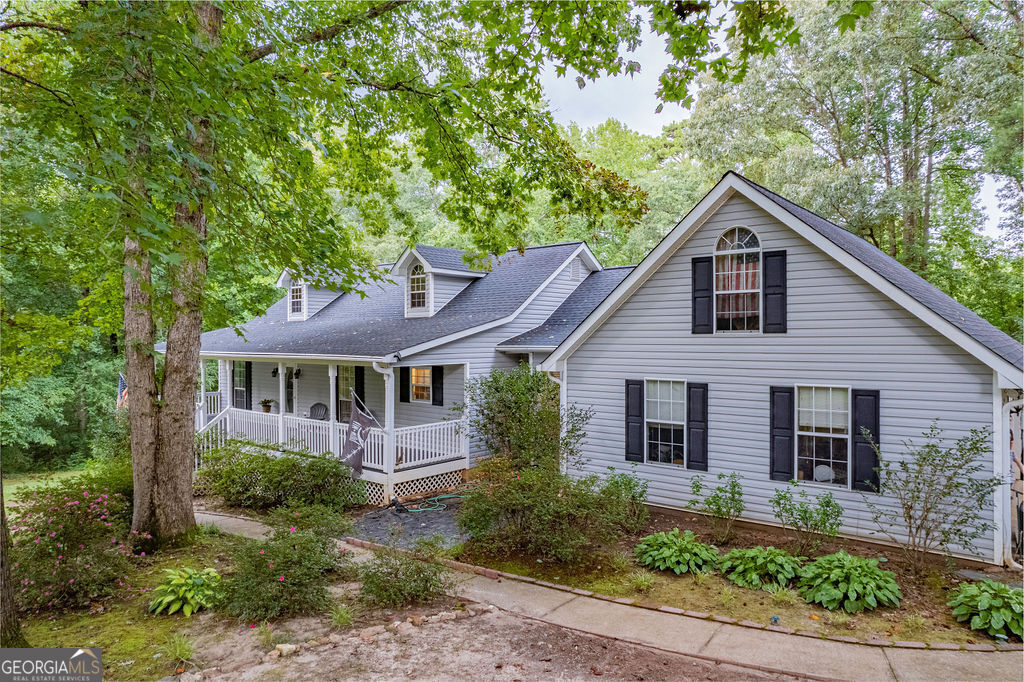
{"left": 2, "top": 470, "right": 83, "bottom": 500}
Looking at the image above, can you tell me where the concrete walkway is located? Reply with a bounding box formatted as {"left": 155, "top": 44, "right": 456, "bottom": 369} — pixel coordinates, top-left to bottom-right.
{"left": 199, "top": 511, "right": 1024, "bottom": 682}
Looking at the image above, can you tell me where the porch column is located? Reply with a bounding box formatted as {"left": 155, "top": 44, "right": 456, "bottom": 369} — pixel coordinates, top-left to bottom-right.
{"left": 196, "top": 359, "right": 206, "bottom": 428}
{"left": 328, "top": 364, "right": 339, "bottom": 456}
{"left": 278, "top": 361, "right": 286, "bottom": 444}
{"left": 382, "top": 365, "right": 396, "bottom": 502}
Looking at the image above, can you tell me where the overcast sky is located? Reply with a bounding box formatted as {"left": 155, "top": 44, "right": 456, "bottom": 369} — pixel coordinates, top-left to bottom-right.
{"left": 539, "top": 37, "right": 1006, "bottom": 238}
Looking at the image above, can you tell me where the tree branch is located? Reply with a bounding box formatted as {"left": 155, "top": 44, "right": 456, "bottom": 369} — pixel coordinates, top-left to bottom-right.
{"left": 0, "top": 21, "right": 69, "bottom": 33}
{"left": 0, "top": 67, "right": 72, "bottom": 105}
{"left": 247, "top": 0, "right": 410, "bottom": 62}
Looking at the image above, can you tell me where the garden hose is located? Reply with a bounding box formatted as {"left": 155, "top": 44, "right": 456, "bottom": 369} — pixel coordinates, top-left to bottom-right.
{"left": 404, "top": 492, "right": 468, "bottom": 512}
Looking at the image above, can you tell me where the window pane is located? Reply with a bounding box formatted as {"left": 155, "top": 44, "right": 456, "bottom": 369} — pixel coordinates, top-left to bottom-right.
{"left": 814, "top": 387, "right": 829, "bottom": 412}
{"left": 647, "top": 423, "right": 684, "bottom": 466}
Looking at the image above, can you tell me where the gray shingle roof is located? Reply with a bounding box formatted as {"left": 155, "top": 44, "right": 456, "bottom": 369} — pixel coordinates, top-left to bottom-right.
{"left": 192, "top": 242, "right": 582, "bottom": 358}
{"left": 498, "top": 266, "right": 634, "bottom": 349}
{"left": 733, "top": 172, "right": 1023, "bottom": 371}
{"left": 414, "top": 244, "right": 476, "bottom": 273}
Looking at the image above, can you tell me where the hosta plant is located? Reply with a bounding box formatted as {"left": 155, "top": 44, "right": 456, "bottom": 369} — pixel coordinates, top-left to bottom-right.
{"left": 149, "top": 567, "right": 223, "bottom": 617}
{"left": 719, "top": 546, "right": 804, "bottom": 590}
{"left": 797, "top": 552, "right": 901, "bottom": 613}
{"left": 634, "top": 529, "right": 718, "bottom": 575}
{"left": 948, "top": 579, "right": 1023, "bottom": 640}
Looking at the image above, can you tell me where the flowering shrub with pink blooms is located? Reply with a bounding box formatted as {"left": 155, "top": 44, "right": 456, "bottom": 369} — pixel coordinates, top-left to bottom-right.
{"left": 8, "top": 481, "right": 146, "bottom": 613}
{"left": 221, "top": 528, "right": 343, "bottom": 622}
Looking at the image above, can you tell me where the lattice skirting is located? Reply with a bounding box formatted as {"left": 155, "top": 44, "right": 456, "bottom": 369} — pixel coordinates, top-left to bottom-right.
{"left": 363, "top": 480, "right": 386, "bottom": 507}
{"left": 393, "top": 470, "right": 464, "bottom": 501}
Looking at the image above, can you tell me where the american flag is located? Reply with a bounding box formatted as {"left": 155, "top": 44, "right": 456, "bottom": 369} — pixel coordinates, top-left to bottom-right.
{"left": 116, "top": 373, "right": 128, "bottom": 410}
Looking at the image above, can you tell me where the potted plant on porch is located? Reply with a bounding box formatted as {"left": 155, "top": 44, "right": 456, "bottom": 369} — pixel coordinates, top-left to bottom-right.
{"left": 258, "top": 398, "right": 274, "bottom": 413}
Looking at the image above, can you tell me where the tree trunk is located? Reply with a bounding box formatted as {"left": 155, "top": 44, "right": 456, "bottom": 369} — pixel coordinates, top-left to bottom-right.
{"left": 0, "top": 485, "right": 29, "bottom": 647}
{"left": 124, "top": 227, "right": 162, "bottom": 538}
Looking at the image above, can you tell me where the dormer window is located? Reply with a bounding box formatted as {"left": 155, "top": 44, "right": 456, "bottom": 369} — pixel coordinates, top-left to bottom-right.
{"left": 288, "top": 281, "right": 306, "bottom": 320}
{"left": 409, "top": 264, "right": 427, "bottom": 310}
{"left": 714, "top": 227, "right": 760, "bottom": 332}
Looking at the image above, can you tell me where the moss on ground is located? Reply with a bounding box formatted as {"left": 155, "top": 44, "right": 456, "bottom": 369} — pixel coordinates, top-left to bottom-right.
{"left": 469, "top": 552, "right": 986, "bottom": 645}
{"left": 21, "top": 530, "right": 248, "bottom": 680}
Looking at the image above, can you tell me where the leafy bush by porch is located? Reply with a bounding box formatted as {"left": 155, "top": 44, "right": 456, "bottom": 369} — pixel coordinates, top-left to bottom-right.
{"left": 634, "top": 529, "right": 718, "bottom": 575}
{"left": 196, "top": 440, "right": 366, "bottom": 510}
{"left": 455, "top": 365, "right": 646, "bottom": 564}
{"left": 797, "top": 551, "right": 902, "bottom": 613}
{"left": 947, "top": 579, "right": 1024, "bottom": 640}
{"left": 718, "top": 546, "right": 804, "bottom": 590}
{"left": 769, "top": 481, "right": 843, "bottom": 555}
{"left": 359, "top": 535, "right": 451, "bottom": 607}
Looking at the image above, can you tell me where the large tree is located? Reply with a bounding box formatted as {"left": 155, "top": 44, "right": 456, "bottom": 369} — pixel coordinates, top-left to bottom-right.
{"left": 2, "top": 0, "right": 815, "bottom": 546}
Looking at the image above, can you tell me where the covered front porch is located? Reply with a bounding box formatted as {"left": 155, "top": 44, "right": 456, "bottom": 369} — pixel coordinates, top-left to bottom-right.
{"left": 194, "top": 358, "right": 469, "bottom": 505}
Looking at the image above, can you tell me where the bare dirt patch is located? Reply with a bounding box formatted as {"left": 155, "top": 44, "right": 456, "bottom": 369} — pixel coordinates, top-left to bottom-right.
{"left": 193, "top": 606, "right": 802, "bottom": 681}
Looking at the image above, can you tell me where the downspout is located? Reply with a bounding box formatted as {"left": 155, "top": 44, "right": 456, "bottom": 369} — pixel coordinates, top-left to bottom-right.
{"left": 372, "top": 361, "right": 396, "bottom": 502}
{"left": 1002, "top": 398, "right": 1023, "bottom": 569}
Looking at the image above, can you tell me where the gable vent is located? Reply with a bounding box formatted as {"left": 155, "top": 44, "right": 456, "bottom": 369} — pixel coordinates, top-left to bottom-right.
{"left": 571, "top": 258, "right": 582, "bottom": 282}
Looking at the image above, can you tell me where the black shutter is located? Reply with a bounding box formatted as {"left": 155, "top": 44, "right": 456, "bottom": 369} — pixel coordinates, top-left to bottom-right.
{"left": 353, "top": 366, "right": 365, "bottom": 404}
{"left": 769, "top": 386, "right": 794, "bottom": 481}
{"left": 244, "top": 361, "right": 253, "bottom": 410}
{"left": 763, "top": 250, "right": 787, "bottom": 333}
{"left": 625, "top": 379, "right": 644, "bottom": 462}
{"left": 691, "top": 256, "right": 714, "bottom": 334}
{"left": 851, "top": 389, "right": 880, "bottom": 492}
{"left": 399, "top": 367, "right": 410, "bottom": 403}
{"left": 431, "top": 365, "right": 444, "bottom": 406}
{"left": 686, "top": 383, "right": 708, "bottom": 471}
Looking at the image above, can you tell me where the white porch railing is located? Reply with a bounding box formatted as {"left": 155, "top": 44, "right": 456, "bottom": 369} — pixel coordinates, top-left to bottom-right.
{"left": 204, "top": 392, "right": 221, "bottom": 416}
{"left": 395, "top": 420, "right": 464, "bottom": 471}
{"left": 284, "top": 414, "right": 332, "bottom": 455}
{"left": 195, "top": 407, "right": 467, "bottom": 501}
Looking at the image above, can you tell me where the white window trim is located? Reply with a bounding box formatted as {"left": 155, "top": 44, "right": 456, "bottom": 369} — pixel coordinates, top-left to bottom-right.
{"left": 337, "top": 366, "right": 354, "bottom": 420}
{"left": 287, "top": 281, "right": 308, "bottom": 321}
{"left": 712, "top": 225, "right": 762, "bottom": 335}
{"left": 644, "top": 377, "right": 687, "bottom": 467}
{"left": 793, "top": 383, "right": 852, "bottom": 490}
{"left": 410, "top": 367, "right": 432, "bottom": 403}
{"left": 405, "top": 262, "right": 433, "bottom": 317}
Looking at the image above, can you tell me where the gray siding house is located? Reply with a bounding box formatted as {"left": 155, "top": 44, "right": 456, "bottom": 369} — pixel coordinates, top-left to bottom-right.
{"left": 540, "top": 172, "right": 1023, "bottom": 565}
{"left": 191, "top": 241, "right": 623, "bottom": 504}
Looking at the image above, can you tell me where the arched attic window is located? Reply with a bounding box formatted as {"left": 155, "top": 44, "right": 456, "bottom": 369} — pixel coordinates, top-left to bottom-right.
{"left": 714, "top": 227, "right": 760, "bottom": 331}
{"left": 409, "top": 264, "right": 427, "bottom": 309}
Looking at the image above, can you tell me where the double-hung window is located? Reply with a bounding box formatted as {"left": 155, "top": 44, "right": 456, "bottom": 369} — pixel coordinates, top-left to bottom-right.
{"left": 289, "top": 282, "right": 305, "bottom": 319}
{"left": 410, "top": 367, "right": 432, "bottom": 402}
{"left": 796, "top": 386, "right": 849, "bottom": 487}
{"left": 645, "top": 379, "right": 686, "bottom": 466}
{"left": 714, "top": 227, "right": 760, "bottom": 331}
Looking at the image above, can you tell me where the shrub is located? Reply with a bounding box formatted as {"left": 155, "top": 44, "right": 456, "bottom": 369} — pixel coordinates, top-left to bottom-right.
{"left": 359, "top": 542, "right": 450, "bottom": 608}
{"left": 222, "top": 528, "right": 341, "bottom": 621}
{"left": 718, "top": 546, "right": 804, "bottom": 590}
{"left": 863, "top": 422, "right": 1002, "bottom": 573}
{"left": 458, "top": 458, "right": 633, "bottom": 564}
{"left": 947, "top": 579, "right": 1023, "bottom": 640}
{"left": 634, "top": 529, "right": 718, "bottom": 575}
{"left": 265, "top": 503, "right": 354, "bottom": 538}
{"left": 769, "top": 482, "right": 843, "bottom": 555}
{"left": 688, "top": 473, "right": 745, "bottom": 543}
{"left": 9, "top": 473, "right": 145, "bottom": 612}
{"left": 452, "top": 364, "right": 591, "bottom": 471}
{"left": 797, "top": 552, "right": 901, "bottom": 613}
{"left": 598, "top": 468, "right": 649, "bottom": 534}
{"left": 197, "top": 441, "right": 366, "bottom": 510}
{"left": 149, "top": 567, "right": 223, "bottom": 617}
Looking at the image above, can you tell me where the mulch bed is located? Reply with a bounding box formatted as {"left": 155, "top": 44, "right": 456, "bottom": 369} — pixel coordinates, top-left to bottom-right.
{"left": 351, "top": 496, "right": 466, "bottom": 549}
